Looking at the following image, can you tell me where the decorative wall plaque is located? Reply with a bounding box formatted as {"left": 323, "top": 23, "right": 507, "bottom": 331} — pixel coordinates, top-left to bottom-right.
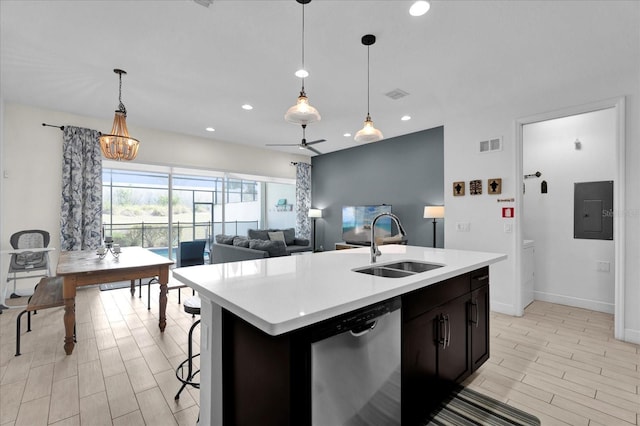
{"left": 453, "top": 181, "right": 465, "bottom": 196}
{"left": 488, "top": 178, "right": 502, "bottom": 195}
{"left": 470, "top": 179, "right": 482, "bottom": 195}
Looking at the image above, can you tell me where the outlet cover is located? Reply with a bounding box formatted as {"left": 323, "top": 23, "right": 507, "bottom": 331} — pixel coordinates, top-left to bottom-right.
{"left": 597, "top": 261, "right": 610, "bottom": 272}
{"left": 456, "top": 222, "right": 470, "bottom": 232}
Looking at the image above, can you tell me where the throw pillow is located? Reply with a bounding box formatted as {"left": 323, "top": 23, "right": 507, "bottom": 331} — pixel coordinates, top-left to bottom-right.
{"left": 281, "top": 228, "right": 296, "bottom": 245}
{"left": 249, "top": 239, "right": 288, "bottom": 257}
{"left": 215, "top": 234, "right": 236, "bottom": 245}
{"left": 232, "top": 236, "right": 250, "bottom": 248}
{"left": 247, "top": 229, "right": 270, "bottom": 241}
{"left": 268, "top": 231, "right": 287, "bottom": 246}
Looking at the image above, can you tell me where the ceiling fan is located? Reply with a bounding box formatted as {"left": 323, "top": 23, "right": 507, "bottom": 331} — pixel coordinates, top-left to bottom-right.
{"left": 267, "top": 124, "right": 325, "bottom": 155}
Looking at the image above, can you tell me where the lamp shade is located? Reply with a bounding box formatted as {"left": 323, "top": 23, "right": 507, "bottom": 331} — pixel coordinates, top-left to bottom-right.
{"left": 284, "top": 92, "right": 321, "bottom": 125}
{"left": 354, "top": 114, "right": 383, "bottom": 143}
{"left": 424, "top": 206, "right": 445, "bottom": 219}
{"left": 308, "top": 208, "right": 322, "bottom": 218}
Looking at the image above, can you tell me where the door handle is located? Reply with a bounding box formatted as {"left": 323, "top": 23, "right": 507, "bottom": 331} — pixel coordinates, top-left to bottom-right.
{"left": 473, "top": 274, "right": 489, "bottom": 282}
{"left": 470, "top": 300, "right": 479, "bottom": 327}
{"left": 438, "top": 315, "right": 446, "bottom": 349}
{"left": 350, "top": 320, "right": 377, "bottom": 337}
{"left": 446, "top": 314, "right": 451, "bottom": 348}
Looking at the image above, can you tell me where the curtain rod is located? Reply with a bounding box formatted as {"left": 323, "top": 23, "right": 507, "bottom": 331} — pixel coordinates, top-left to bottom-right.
{"left": 290, "top": 162, "right": 311, "bottom": 166}
{"left": 42, "top": 123, "right": 65, "bottom": 130}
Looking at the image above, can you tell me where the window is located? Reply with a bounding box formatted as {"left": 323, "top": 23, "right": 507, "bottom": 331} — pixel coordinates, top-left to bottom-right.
{"left": 102, "top": 164, "right": 295, "bottom": 259}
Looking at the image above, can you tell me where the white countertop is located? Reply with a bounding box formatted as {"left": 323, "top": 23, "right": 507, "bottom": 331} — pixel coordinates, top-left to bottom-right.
{"left": 172, "top": 245, "right": 506, "bottom": 336}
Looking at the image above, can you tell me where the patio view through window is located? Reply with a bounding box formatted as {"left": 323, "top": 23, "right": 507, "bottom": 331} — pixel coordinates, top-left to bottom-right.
{"left": 102, "top": 167, "right": 295, "bottom": 260}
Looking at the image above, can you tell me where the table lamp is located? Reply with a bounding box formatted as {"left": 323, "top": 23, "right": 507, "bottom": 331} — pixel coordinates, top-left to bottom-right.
{"left": 424, "top": 206, "right": 445, "bottom": 248}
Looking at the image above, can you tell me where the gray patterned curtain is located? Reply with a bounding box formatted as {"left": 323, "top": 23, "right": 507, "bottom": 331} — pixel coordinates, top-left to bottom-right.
{"left": 60, "top": 126, "right": 103, "bottom": 251}
{"left": 295, "top": 162, "right": 312, "bottom": 239}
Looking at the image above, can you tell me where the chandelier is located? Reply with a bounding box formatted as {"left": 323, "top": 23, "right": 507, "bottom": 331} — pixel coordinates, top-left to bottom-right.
{"left": 99, "top": 69, "right": 140, "bottom": 161}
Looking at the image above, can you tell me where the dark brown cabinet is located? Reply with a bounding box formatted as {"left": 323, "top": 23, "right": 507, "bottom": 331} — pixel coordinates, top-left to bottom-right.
{"left": 221, "top": 267, "right": 490, "bottom": 426}
{"left": 470, "top": 271, "right": 490, "bottom": 370}
{"left": 401, "top": 267, "right": 490, "bottom": 424}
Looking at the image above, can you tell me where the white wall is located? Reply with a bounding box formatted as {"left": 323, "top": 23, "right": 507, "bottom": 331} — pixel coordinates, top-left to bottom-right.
{"left": 523, "top": 108, "right": 616, "bottom": 313}
{"left": 444, "top": 85, "right": 640, "bottom": 343}
{"left": 0, "top": 103, "right": 308, "bottom": 294}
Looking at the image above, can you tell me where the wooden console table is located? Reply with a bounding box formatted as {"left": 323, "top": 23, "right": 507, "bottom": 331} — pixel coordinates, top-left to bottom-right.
{"left": 56, "top": 247, "right": 173, "bottom": 355}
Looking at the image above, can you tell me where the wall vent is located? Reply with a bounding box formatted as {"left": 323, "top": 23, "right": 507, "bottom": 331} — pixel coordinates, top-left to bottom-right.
{"left": 479, "top": 137, "right": 502, "bottom": 153}
{"left": 384, "top": 88, "right": 410, "bottom": 100}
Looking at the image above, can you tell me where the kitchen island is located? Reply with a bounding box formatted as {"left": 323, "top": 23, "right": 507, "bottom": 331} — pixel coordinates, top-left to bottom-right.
{"left": 173, "top": 245, "right": 506, "bottom": 425}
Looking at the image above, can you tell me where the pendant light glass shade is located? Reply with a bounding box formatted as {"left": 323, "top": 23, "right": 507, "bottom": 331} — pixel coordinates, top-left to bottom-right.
{"left": 354, "top": 34, "right": 383, "bottom": 143}
{"left": 99, "top": 69, "right": 140, "bottom": 161}
{"left": 285, "top": 0, "right": 321, "bottom": 125}
{"left": 284, "top": 90, "right": 321, "bottom": 125}
{"left": 354, "top": 114, "right": 383, "bottom": 143}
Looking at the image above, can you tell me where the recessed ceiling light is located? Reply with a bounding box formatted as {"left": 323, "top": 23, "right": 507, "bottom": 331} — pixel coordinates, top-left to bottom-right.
{"left": 242, "top": 104, "right": 253, "bottom": 110}
{"left": 205, "top": 127, "right": 215, "bottom": 132}
{"left": 343, "top": 133, "right": 352, "bottom": 137}
{"left": 295, "top": 69, "right": 309, "bottom": 78}
{"left": 401, "top": 115, "right": 411, "bottom": 121}
{"left": 409, "top": 1, "right": 430, "bottom": 17}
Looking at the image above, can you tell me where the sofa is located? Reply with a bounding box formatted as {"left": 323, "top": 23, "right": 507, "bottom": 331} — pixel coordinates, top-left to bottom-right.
{"left": 211, "top": 228, "right": 311, "bottom": 264}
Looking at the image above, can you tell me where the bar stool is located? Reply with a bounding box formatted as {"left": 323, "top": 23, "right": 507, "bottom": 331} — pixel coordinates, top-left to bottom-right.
{"left": 175, "top": 294, "right": 201, "bottom": 401}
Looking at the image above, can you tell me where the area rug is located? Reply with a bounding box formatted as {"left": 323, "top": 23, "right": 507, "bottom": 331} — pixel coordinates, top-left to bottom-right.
{"left": 425, "top": 385, "right": 540, "bottom": 426}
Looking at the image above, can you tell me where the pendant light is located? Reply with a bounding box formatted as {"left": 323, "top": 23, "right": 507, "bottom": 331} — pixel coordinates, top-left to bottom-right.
{"left": 354, "top": 34, "right": 383, "bottom": 143}
{"left": 99, "top": 69, "right": 140, "bottom": 161}
{"left": 284, "top": 0, "right": 321, "bottom": 125}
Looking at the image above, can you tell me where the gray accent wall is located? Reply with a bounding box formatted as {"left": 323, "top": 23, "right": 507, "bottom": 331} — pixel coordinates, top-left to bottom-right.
{"left": 311, "top": 126, "right": 444, "bottom": 250}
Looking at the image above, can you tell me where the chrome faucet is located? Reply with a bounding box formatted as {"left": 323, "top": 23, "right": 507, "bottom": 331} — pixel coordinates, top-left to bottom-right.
{"left": 370, "top": 212, "right": 406, "bottom": 263}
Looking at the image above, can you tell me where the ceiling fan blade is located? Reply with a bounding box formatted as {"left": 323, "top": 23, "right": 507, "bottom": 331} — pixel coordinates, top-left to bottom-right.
{"left": 266, "top": 143, "right": 299, "bottom": 146}
{"left": 305, "top": 146, "right": 322, "bottom": 155}
{"left": 305, "top": 139, "right": 326, "bottom": 146}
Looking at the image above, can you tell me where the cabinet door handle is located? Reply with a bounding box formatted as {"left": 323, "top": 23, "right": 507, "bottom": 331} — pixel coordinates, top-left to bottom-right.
{"left": 473, "top": 274, "right": 489, "bottom": 282}
{"left": 470, "top": 300, "right": 479, "bottom": 327}
{"left": 444, "top": 314, "right": 451, "bottom": 348}
{"left": 438, "top": 315, "right": 446, "bottom": 349}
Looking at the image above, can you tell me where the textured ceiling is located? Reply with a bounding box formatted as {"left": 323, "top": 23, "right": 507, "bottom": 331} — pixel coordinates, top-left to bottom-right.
{"left": 1, "top": 0, "right": 638, "bottom": 156}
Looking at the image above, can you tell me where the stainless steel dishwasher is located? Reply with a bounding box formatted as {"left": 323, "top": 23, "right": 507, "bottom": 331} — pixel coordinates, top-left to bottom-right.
{"left": 311, "top": 297, "right": 401, "bottom": 426}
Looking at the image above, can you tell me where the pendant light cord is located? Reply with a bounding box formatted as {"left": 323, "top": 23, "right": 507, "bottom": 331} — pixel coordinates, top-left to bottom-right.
{"left": 301, "top": 2, "right": 306, "bottom": 93}
{"left": 117, "top": 71, "right": 127, "bottom": 115}
{"left": 366, "top": 44, "right": 370, "bottom": 116}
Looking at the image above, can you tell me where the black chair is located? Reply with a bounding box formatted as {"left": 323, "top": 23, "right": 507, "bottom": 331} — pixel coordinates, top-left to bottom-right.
{"left": 171, "top": 240, "right": 206, "bottom": 305}
{"left": 141, "top": 240, "right": 207, "bottom": 310}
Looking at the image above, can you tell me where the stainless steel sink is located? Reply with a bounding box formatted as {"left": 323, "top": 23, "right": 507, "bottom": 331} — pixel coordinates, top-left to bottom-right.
{"left": 353, "top": 260, "right": 444, "bottom": 278}
{"left": 380, "top": 261, "right": 444, "bottom": 273}
{"left": 353, "top": 266, "right": 414, "bottom": 278}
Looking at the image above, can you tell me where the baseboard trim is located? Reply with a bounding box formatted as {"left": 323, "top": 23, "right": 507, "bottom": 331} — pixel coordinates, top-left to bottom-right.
{"left": 490, "top": 300, "right": 519, "bottom": 316}
{"left": 533, "top": 291, "right": 614, "bottom": 314}
{"left": 623, "top": 328, "right": 640, "bottom": 344}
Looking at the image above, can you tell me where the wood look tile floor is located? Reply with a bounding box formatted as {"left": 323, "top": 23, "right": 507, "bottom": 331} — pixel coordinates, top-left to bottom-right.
{"left": 1, "top": 285, "right": 638, "bottom": 425}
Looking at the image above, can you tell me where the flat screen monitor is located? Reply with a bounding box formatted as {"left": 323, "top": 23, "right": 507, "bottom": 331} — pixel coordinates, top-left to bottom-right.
{"left": 342, "top": 205, "right": 392, "bottom": 246}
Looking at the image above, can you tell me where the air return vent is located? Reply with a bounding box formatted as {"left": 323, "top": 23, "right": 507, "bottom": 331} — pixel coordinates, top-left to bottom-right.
{"left": 384, "top": 89, "right": 410, "bottom": 100}
{"left": 479, "top": 137, "right": 502, "bottom": 153}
